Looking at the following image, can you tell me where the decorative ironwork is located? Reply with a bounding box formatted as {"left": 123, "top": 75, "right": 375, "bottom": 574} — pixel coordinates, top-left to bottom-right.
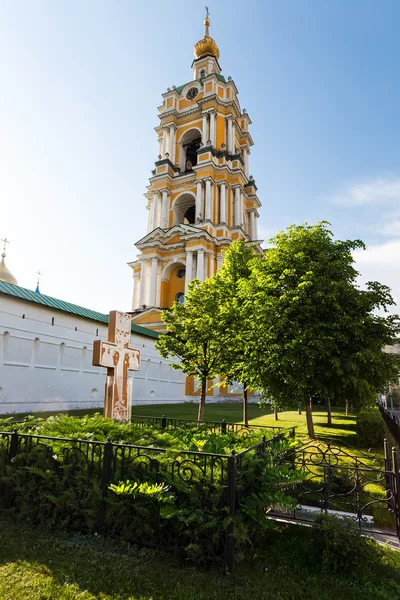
{"left": 271, "top": 438, "right": 399, "bottom": 539}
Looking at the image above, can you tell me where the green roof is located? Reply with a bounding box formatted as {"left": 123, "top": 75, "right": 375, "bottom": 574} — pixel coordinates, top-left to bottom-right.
{"left": 0, "top": 281, "right": 159, "bottom": 339}
{"left": 174, "top": 74, "right": 226, "bottom": 95}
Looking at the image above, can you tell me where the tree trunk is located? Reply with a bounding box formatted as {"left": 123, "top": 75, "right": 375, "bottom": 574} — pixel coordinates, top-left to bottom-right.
{"left": 243, "top": 383, "right": 248, "bottom": 427}
{"left": 274, "top": 403, "right": 279, "bottom": 420}
{"left": 345, "top": 399, "right": 349, "bottom": 416}
{"left": 198, "top": 378, "right": 207, "bottom": 422}
{"left": 305, "top": 395, "right": 315, "bottom": 439}
{"left": 327, "top": 398, "right": 332, "bottom": 426}
{"left": 298, "top": 401, "right": 302, "bottom": 415}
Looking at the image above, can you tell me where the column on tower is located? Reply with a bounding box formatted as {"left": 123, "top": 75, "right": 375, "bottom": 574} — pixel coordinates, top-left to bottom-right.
{"left": 196, "top": 181, "right": 203, "bottom": 221}
{"left": 162, "top": 127, "right": 170, "bottom": 158}
{"left": 234, "top": 187, "right": 241, "bottom": 227}
{"left": 149, "top": 257, "right": 159, "bottom": 306}
{"left": 147, "top": 199, "right": 154, "bottom": 233}
{"left": 139, "top": 259, "right": 148, "bottom": 306}
{"left": 185, "top": 250, "right": 193, "bottom": 295}
{"left": 217, "top": 253, "right": 224, "bottom": 271}
{"left": 161, "top": 190, "right": 169, "bottom": 228}
{"left": 244, "top": 148, "right": 250, "bottom": 177}
{"left": 209, "top": 110, "right": 216, "bottom": 147}
{"left": 249, "top": 210, "right": 256, "bottom": 240}
{"left": 152, "top": 192, "right": 161, "bottom": 228}
{"left": 196, "top": 249, "right": 205, "bottom": 281}
{"left": 227, "top": 116, "right": 233, "bottom": 154}
{"left": 132, "top": 273, "right": 140, "bottom": 309}
{"left": 169, "top": 124, "right": 177, "bottom": 164}
{"left": 202, "top": 112, "right": 209, "bottom": 145}
{"left": 205, "top": 179, "right": 213, "bottom": 221}
{"left": 240, "top": 190, "right": 244, "bottom": 227}
{"left": 209, "top": 253, "right": 215, "bottom": 277}
{"left": 219, "top": 182, "right": 227, "bottom": 224}
{"left": 254, "top": 213, "right": 259, "bottom": 240}
{"left": 158, "top": 136, "right": 163, "bottom": 159}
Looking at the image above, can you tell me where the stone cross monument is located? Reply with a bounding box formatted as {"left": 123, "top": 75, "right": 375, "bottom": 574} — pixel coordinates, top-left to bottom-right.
{"left": 92, "top": 311, "right": 141, "bottom": 421}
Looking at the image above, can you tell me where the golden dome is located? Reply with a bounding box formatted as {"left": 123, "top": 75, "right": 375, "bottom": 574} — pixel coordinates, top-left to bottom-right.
{"left": 0, "top": 252, "right": 18, "bottom": 285}
{"left": 193, "top": 15, "right": 220, "bottom": 60}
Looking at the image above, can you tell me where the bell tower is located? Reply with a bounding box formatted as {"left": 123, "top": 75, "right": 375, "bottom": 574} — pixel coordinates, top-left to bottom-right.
{"left": 129, "top": 11, "right": 262, "bottom": 331}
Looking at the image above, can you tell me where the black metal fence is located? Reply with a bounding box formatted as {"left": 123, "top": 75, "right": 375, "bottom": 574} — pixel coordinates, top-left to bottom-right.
{"left": 0, "top": 427, "right": 284, "bottom": 571}
{"left": 128, "top": 414, "right": 293, "bottom": 437}
{"left": 270, "top": 438, "right": 400, "bottom": 540}
{"left": 378, "top": 403, "right": 400, "bottom": 446}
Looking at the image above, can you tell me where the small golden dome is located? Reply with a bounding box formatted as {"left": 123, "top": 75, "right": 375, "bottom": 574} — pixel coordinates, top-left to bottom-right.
{"left": 0, "top": 252, "right": 18, "bottom": 285}
{"left": 193, "top": 13, "right": 220, "bottom": 60}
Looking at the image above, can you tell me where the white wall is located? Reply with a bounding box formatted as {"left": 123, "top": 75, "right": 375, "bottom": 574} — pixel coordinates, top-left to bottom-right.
{"left": 0, "top": 295, "right": 185, "bottom": 414}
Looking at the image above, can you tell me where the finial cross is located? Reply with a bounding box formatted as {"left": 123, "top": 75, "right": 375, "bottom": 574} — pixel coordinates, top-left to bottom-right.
{"left": 205, "top": 6, "right": 209, "bottom": 18}
{"left": 1, "top": 238, "right": 10, "bottom": 254}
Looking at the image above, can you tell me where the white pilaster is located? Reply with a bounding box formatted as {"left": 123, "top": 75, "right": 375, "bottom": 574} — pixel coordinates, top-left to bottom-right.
{"left": 209, "top": 254, "right": 215, "bottom": 277}
{"left": 234, "top": 187, "right": 241, "bottom": 227}
{"left": 220, "top": 182, "right": 227, "bottom": 224}
{"left": 205, "top": 180, "right": 212, "bottom": 221}
{"left": 161, "top": 190, "right": 169, "bottom": 229}
{"left": 158, "top": 137, "right": 162, "bottom": 158}
{"left": 240, "top": 190, "right": 244, "bottom": 227}
{"left": 217, "top": 253, "right": 224, "bottom": 271}
{"left": 139, "top": 259, "right": 147, "bottom": 306}
{"left": 132, "top": 274, "right": 140, "bottom": 309}
{"left": 153, "top": 192, "right": 161, "bottom": 228}
{"left": 202, "top": 112, "right": 208, "bottom": 144}
{"left": 209, "top": 110, "right": 216, "bottom": 147}
{"left": 162, "top": 128, "right": 169, "bottom": 157}
{"left": 169, "top": 125, "right": 176, "bottom": 164}
{"left": 185, "top": 250, "right": 193, "bottom": 295}
{"left": 227, "top": 116, "right": 233, "bottom": 153}
{"left": 254, "top": 214, "right": 258, "bottom": 240}
{"left": 250, "top": 211, "right": 255, "bottom": 240}
{"left": 196, "top": 181, "right": 203, "bottom": 221}
{"left": 147, "top": 200, "right": 153, "bottom": 233}
{"left": 196, "top": 250, "right": 205, "bottom": 281}
{"left": 244, "top": 148, "right": 250, "bottom": 177}
{"left": 149, "top": 258, "right": 158, "bottom": 306}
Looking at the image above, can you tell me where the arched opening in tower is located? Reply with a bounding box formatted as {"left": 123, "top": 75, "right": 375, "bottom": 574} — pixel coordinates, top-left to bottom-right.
{"left": 179, "top": 129, "right": 202, "bottom": 173}
{"left": 173, "top": 193, "right": 196, "bottom": 225}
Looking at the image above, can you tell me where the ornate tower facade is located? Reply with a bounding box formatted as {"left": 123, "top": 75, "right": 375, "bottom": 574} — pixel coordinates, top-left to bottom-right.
{"left": 129, "top": 15, "right": 262, "bottom": 332}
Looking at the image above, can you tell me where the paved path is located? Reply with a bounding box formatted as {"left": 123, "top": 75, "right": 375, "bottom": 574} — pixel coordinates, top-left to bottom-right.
{"left": 267, "top": 514, "right": 399, "bottom": 552}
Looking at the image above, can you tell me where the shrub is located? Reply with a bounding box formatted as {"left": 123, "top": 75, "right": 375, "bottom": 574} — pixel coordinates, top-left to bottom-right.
{"left": 312, "top": 514, "right": 381, "bottom": 577}
{"left": 356, "top": 408, "right": 387, "bottom": 448}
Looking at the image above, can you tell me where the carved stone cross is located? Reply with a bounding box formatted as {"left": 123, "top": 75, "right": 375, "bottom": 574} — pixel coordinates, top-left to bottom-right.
{"left": 92, "top": 311, "right": 141, "bottom": 421}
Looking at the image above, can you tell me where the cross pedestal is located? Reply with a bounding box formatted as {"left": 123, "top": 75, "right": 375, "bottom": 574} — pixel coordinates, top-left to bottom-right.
{"left": 92, "top": 311, "right": 141, "bottom": 421}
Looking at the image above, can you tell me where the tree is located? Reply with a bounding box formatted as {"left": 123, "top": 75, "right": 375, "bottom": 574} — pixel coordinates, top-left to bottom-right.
{"left": 155, "top": 277, "right": 226, "bottom": 422}
{"left": 212, "top": 241, "right": 256, "bottom": 425}
{"left": 238, "top": 222, "right": 400, "bottom": 438}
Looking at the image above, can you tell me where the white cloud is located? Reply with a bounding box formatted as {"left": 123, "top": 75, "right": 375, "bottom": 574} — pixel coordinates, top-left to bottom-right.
{"left": 354, "top": 240, "right": 400, "bottom": 311}
{"left": 330, "top": 175, "right": 400, "bottom": 207}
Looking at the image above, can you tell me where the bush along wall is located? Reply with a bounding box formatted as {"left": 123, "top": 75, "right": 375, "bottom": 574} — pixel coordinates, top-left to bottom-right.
{"left": 0, "top": 420, "right": 301, "bottom": 571}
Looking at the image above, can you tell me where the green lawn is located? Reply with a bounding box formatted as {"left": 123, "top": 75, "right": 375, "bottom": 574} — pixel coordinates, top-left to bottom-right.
{"left": 0, "top": 513, "right": 399, "bottom": 600}
{"left": 5, "top": 402, "right": 359, "bottom": 443}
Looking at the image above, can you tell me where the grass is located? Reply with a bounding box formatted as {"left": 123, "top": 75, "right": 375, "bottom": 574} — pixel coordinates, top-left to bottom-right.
{"left": 5, "top": 402, "right": 359, "bottom": 443}
{"left": 1, "top": 512, "right": 400, "bottom": 600}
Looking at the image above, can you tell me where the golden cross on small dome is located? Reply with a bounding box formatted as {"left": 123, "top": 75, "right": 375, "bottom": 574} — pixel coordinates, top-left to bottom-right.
{"left": 204, "top": 6, "right": 210, "bottom": 37}
{"left": 1, "top": 237, "right": 10, "bottom": 256}
{"left": 36, "top": 269, "right": 43, "bottom": 283}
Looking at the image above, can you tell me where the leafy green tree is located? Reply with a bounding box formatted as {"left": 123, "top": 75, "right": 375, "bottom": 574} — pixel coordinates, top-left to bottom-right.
{"left": 239, "top": 222, "right": 400, "bottom": 438}
{"left": 155, "top": 277, "right": 226, "bottom": 422}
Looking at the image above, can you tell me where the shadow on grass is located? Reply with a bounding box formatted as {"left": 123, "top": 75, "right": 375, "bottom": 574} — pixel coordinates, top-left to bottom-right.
{"left": 1, "top": 513, "right": 400, "bottom": 600}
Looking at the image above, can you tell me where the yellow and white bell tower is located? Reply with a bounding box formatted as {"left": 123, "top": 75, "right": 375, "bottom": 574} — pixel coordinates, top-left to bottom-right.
{"left": 129, "top": 12, "right": 262, "bottom": 332}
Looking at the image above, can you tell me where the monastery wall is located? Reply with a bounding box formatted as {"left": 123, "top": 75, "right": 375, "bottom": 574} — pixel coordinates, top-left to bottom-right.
{"left": 0, "top": 295, "right": 186, "bottom": 414}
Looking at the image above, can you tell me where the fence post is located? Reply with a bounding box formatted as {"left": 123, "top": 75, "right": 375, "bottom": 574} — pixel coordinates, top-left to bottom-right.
{"left": 261, "top": 435, "right": 266, "bottom": 453}
{"left": 97, "top": 438, "right": 113, "bottom": 533}
{"left": 384, "top": 439, "right": 393, "bottom": 510}
{"left": 391, "top": 447, "right": 400, "bottom": 541}
{"left": 9, "top": 428, "right": 19, "bottom": 463}
{"left": 222, "top": 419, "right": 227, "bottom": 435}
{"left": 161, "top": 415, "right": 167, "bottom": 430}
{"left": 226, "top": 450, "right": 236, "bottom": 573}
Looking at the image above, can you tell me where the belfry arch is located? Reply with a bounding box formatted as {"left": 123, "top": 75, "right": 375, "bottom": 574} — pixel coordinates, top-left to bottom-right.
{"left": 178, "top": 128, "right": 202, "bottom": 173}
{"left": 173, "top": 192, "right": 196, "bottom": 225}
{"left": 160, "top": 260, "right": 187, "bottom": 308}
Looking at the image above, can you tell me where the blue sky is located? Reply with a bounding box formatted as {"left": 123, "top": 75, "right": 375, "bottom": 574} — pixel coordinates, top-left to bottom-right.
{"left": 1, "top": 0, "right": 399, "bottom": 313}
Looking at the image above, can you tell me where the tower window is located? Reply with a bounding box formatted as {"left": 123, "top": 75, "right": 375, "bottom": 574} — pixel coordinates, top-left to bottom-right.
{"left": 200, "top": 69, "right": 206, "bottom": 78}
{"left": 176, "top": 268, "right": 186, "bottom": 279}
